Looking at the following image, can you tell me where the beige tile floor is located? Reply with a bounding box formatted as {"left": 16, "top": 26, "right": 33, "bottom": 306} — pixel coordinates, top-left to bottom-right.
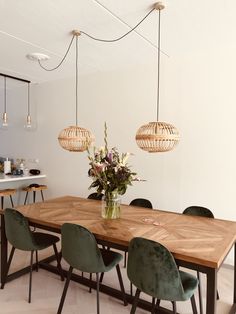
{"left": 0, "top": 247, "right": 234, "bottom": 314}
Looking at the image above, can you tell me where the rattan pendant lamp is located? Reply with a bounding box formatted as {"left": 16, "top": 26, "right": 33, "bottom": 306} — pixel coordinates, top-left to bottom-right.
{"left": 135, "top": 2, "right": 179, "bottom": 153}
{"left": 58, "top": 31, "right": 94, "bottom": 152}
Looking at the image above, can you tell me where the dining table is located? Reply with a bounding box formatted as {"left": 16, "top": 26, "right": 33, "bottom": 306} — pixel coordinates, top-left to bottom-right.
{"left": 1, "top": 195, "right": 236, "bottom": 314}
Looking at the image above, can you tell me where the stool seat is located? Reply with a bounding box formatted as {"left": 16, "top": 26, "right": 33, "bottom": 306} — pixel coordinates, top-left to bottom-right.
{"left": 23, "top": 185, "right": 47, "bottom": 205}
{"left": 0, "top": 189, "right": 16, "bottom": 197}
{"left": 0, "top": 189, "right": 16, "bottom": 209}
{"left": 22, "top": 185, "right": 47, "bottom": 192}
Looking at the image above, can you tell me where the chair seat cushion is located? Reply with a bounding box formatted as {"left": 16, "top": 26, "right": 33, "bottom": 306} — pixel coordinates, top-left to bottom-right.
{"left": 100, "top": 249, "right": 123, "bottom": 272}
{"left": 33, "top": 232, "right": 60, "bottom": 250}
{"left": 179, "top": 270, "right": 198, "bottom": 301}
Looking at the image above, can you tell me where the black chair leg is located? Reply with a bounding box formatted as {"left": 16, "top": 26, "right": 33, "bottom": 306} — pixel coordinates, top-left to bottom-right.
{"left": 35, "top": 250, "right": 39, "bottom": 272}
{"left": 190, "top": 294, "right": 198, "bottom": 314}
{"left": 89, "top": 273, "right": 92, "bottom": 293}
{"left": 197, "top": 271, "right": 203, "bottom": 314}
{"left": 124, "top": 251, "right": 127, "bottom": 268}
{"left": 116, "top": 264, "right": 127, "bottom": 306}
{"left": 53, "top": 243, "right": 64, "bottom": 281}
{"left": 96, "top": 273, "right": 100, "bottom": 314}
{"left": 1, "top": 196, "right": 3, "bottom": 209}
{"left": 99, "top": 272, "right": 104, "bottom": 283}
{"left": 131, "top": 288, "right": 141, "bottom": 314}
{"left": 1, "top": 246, "right": 15, "bottom": 289}
{"left": 57, "top": 266, "right": 73, "bottom": 314}
{"left": 28, "top": 250, "right": 34, "bottom": 303}
{"left": 171, "top": 301, "right": 177, "bottom": 314}
{"left": 151, "top": 297, "right": 156, "bottom": 314}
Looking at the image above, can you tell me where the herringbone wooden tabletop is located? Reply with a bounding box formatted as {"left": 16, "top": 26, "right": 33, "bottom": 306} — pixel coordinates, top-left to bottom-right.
{"left": 13, "top": 195, "right": 236, "bottom": 269}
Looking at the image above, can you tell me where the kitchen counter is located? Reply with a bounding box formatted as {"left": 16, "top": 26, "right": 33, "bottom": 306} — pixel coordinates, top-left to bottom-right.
{"left": 0, "top": 174, "right": 46, "bottom": 183}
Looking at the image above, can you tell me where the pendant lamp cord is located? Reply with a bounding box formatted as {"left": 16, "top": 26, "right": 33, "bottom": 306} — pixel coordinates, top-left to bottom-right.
{"left": 156, "top": 9, "right": 161, "bottom": 121}
{"left": 75, "top": 34, "right": 79, "bottom": 127}
{"left": 27, "top": 82, "right": 30, "bottom": 115}
{"left": 80, "top": 8, "right": 155, "bottom": 42}
{"left": 37, "top": 7, "right": 156, "bottom": 72}
{"left": 38, "top": 35, "right": 75, "bottom": 71}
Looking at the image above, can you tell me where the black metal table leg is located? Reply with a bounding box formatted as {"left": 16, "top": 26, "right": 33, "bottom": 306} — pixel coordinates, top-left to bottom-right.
{"left": 206, "top": 268, "right": 217, "bottom": 314}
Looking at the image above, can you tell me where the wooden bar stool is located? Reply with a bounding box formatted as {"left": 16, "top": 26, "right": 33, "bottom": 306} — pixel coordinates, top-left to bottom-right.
{"left": 23, "top": 184, "right": 47, "bottom": 205}
{"left": 0, "top": 189, "right": 16, "bottom": 209}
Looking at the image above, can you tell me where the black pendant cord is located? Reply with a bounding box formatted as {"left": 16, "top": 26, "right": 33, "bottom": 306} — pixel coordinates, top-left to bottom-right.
{"left": 156, "top": 9, "right": 161, "bottom": 122}
{"left": 75, "top": 35, "right": 79, "bottom": 127}
{"left": 37, "top": 7, "right": 155, "bottom": 72}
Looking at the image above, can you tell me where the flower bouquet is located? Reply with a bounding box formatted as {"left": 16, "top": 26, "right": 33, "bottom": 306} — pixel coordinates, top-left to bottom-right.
{"left": 88, "top": 124, "right": 139, "bottom": 218}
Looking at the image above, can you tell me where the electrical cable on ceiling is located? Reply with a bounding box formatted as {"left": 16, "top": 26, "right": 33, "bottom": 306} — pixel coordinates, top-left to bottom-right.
{"left": 38, "top": 7, "right": 161, "bottom": 72}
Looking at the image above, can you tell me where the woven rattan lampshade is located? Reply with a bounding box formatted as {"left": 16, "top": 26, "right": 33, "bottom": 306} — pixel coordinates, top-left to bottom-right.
{"left": 136, "top": 121, "right": 179, "bottom": 153}
{"left": 135, "top": 3, "right": 179, "bottom": 153}
{"left": 56, "top": 30, "right": 94, "bottom": 152}
{"left": 58, "top": 125, "right": 94, "bottom": 152}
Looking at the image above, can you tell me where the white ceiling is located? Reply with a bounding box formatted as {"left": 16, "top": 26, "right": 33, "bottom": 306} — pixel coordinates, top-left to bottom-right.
{"left": 0, "top": 0, "right": 235, "bottom": 83}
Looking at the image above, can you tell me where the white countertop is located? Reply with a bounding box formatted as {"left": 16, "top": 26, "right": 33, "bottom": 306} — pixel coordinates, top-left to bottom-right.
{"left": 0, "top": 174, "right": 46, "bottom": 183}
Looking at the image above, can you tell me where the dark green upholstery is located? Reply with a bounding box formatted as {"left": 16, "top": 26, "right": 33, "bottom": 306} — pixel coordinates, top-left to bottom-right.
{"left": 4, "top": 207, "right": 60, "bottom": 251}
{"left": 129, "top": 198, "right": 153, "bottom": 209}
{"left": 127, "top": 237, "right": 198, "bottom": 302}
{"left": 2, "top": 208, "right": 63, "bottom": 303}
{"left": 183, "top": 206, "right": 214, "bottom": 218}
{"left": 183, "top": 205, "right": 216, "bottom": 314}
{"left": 62, "top": 223, "right": 122, "bottom": 273}
{"left": 127, "top": 238, "right": 198, "bottom": 313}
{"left": 87, "top": 193, "right": 104, "bottom": 200}
{"left": 126, "top": 198, "right": 153, "bottom": 270}
{"left": 58, "top": 223, "right": 127, "bottom": 314}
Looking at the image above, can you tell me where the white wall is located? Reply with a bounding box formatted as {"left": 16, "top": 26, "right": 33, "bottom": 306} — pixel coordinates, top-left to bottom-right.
{"left": 0, "top": 45, "right": 236, "bottom": 263}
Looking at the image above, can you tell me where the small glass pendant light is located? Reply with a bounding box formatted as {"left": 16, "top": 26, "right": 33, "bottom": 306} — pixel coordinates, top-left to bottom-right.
{"left": 1, "top": 76, "right": 9, "bottom": 130}
{"left": 24, "top": 82, "right": 33, "bottom": 130}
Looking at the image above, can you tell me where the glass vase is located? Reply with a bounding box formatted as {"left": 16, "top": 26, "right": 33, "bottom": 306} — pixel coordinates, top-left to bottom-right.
{"left": 102, "top": 192, "right": 121, "bottom": 219}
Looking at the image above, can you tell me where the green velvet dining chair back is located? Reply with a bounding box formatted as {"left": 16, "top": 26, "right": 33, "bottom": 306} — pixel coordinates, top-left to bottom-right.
{"left": 4, "top": 207, "right": 36, "bottom": 251}
{"left": 127, "top": 237, "right": 186, "bottom": 301}
{"left": 61, "top": 223, "right": 106, "bottom": 273}
{"left": 87, "top": 193, "right": 104, "bottom": 200}
{"left": 129, "top": 198, "right": 153, "bottom": 209}
{"left": 183, "top": 205, "right": 215, "bottom": 314}
{"left": 127, "top": 237, "right": 198, "bottom": 314}
{"left": 3, "top": 208, "right": 63, "bottom": 304}
{"left": 183, "top": 206, "right": 214, "bottom": 218}
{"left": 58, "top": 223, "right": 127, "bottom": 314}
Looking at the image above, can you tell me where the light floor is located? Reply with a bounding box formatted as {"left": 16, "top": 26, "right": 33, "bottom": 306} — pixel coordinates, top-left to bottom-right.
{"left": 0, "top": 247, "right": 234, "bottom": 314}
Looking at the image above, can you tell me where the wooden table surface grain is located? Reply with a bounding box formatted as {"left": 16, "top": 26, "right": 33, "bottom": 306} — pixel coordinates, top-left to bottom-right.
{"left": 11, "top": 195, "right": 236, "bottom": 269}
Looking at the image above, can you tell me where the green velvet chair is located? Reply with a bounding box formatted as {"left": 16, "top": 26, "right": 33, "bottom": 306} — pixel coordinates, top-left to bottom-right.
{"left": 57, "top": 223, "right": 127, "bottom": 314}
{"left": 125, "top": 198, "right": 153, "bottom": 269}
{"left": 87, "top": 193, "right": 104, "bottom": 200}
{"left": 129, "top": 198, "right": 153, "bottom": 209}
{"left": 127, "top": 237, "right": 198, "bottom": 314}
{"left": 183, "top": 205, "right": 218, "bottom": 314}
{"left": 1, "top": 208, "right": 64, "bottom": 303}
{"left": 183, "top": 206, "right": 214, "bottom": 218}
